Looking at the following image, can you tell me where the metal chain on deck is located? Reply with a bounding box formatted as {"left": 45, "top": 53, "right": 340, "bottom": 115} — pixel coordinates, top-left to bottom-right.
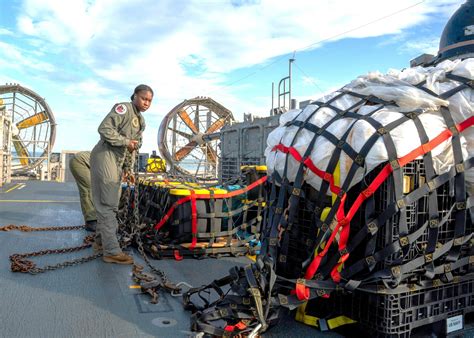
{"left": 0, "top": 224, "right": 85, "bottom": 232}
{"left": 8, "top": 234, "right": 100, "bottom": 274}
{"left": 124, "top": 150, "right": 182, "bottom": 301}
{"left": 3, "top": 149, "right": 186, "bottom": 301}
{"left": 3, "top": 151, "right": 135, "bottom": 274}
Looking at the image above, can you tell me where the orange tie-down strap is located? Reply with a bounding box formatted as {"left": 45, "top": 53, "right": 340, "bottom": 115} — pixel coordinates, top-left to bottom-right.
{"left": 271, "top": 116, "right": 473, "bottom": 300}
{"left": 153, "top": 176, "right": 268, "bottom": 249}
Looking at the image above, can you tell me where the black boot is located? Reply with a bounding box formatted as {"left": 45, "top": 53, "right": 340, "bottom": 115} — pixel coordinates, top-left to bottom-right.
{"left": 85, "top": 220, "right": 97, "bottom": 232}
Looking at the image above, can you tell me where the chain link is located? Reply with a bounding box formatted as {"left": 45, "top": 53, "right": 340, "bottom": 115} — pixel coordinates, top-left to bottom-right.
{"left": 134, "top": 151, "right": 177, "bottom": 289}
{"left": 9, "top": 233, "right": 100, "bottom": 274}
{"left": 4, "top": 149, "right": 179, "bottom": 299}
{"left": 1, "top": 224, "right": 85, "bottom": 232}
{"left": 118, "top": 151, "right": 180, "bottom": 296}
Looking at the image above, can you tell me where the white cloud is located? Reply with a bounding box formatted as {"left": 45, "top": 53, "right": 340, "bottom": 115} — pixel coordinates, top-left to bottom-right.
{"left": 15, "top": 0, "right": 460, "bottom": 75}
{"left": 399, "top": 36, "right": 440, "bottom": 56}
{"left": 63, "top": 79, "right": 115, "bottom": 98}
{"left": 0, "top": 28, "right": 14, "bottom": 36}
{"left": 0, "top": 41, "right": 56, "bottom": 73}
{"left": 3, "top": 0, "right": 463, "bottom": 152}
{"left": 17, "top": 16, "right": 35, "bottom": 36}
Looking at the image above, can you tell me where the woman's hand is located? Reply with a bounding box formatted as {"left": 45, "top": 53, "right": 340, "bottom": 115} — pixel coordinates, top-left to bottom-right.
{"left": 127, "top": 139, "right": 139, "bottom": 152}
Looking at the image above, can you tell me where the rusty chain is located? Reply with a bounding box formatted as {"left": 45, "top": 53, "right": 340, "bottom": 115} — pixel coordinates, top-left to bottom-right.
{"left": 0, "top": 224, "right": 85, "bottom": 232}
{"left": 3, "top": 148, "right": 182, "bottom": 305}
{"left": 8, "top": 232, "right": 100, "bottom": 274}
{"left": 3, "top": 149, "right": 138, "bottom": 275}
{"left": 125, "top": 150, "right": 182, "bottom": 298}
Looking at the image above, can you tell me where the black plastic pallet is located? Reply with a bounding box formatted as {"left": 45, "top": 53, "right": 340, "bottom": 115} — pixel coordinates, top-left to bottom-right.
{"left": 332, "top": 274, "right": 474, "bottom": 337}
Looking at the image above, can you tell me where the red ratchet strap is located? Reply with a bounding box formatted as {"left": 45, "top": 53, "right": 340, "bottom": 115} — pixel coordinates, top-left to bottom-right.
{"left": 270, "top": 118, "right": 473, "bottom": 282}
{"left": 329, "top": 118, "right": 471, "bottom": 281}
{"left": 154, "top": 197, "right": 190, "bottom": 230}
{"left": 344, "top": 118, "right": 471, "bottom": 226}
{"left": 304, "top": 194, "right": 348, "bottom": 281}
{"left": 224, "top": 322, "right": 247, "bottom": 332}
{"left": 224, "top": 322, "right": 246, "bottom": 332}
{"left": 190, "top": 190, "right": 198, "bottom": 250}
{"left": 173, "top": 250, "right": 183, "bottom": 261}
{"left": 330, "top": 118, "right": 472, "bottom": 282}
{"left": 295, "top": 279, "right": 310, "bottom": 301}
{"left": 224, "top": 325, "right": 234, "bottom": 332}
{"left": 272, "top": 144, "right": 341, "bottom": 195}
{"left": 235, "top": 321, "right": 247, "bottom": 330}
{"left": 153, "top": 176, "right": 268, "bottom": 247}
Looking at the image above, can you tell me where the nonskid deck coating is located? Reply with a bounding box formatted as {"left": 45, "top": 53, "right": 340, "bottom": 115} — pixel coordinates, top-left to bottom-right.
{"left": 0, "top": 181, "right": 334, "bottom": 338}
{"left": 1, "top": 181, "right": 472, "bottom": 337}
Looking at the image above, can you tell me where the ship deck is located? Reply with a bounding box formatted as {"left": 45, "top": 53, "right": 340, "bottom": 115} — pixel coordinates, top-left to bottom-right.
{"left": 0, "top": 180, "right": 334, "bottom": 338}
{"left": 0, "top": 180, "right": 472, "bottom": 337}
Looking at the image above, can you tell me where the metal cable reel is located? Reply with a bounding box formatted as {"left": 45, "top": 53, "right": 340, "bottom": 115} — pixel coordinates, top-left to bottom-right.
{"left": 0, "top": 84, "right": 56, "bottom": 174}
{"left": 158, "top": 97, "right": 233, "bottom": 180}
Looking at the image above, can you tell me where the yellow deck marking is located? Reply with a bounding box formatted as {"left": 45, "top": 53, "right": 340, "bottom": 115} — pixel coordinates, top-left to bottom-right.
{"left": 3, "top": 184, "right": 22, "bottom": 193}
{"left": 247, "top": 254, "right": 256, "bottom": 262}
{"left": 129, "top": 285, "right": 141, "bottom": 289}
{"left": 0, "top": 199, "right": 78, "bottom": 203}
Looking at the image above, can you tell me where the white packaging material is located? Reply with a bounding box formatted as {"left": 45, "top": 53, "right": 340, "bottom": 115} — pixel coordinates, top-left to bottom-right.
{"left": 266, "top": 58, "right": 473, "bottom": 196}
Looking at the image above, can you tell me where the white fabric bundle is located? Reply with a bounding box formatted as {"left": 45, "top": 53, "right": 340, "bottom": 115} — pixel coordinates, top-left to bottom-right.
{"left": 266, "top": 58, "right": 473, "bottom": 196}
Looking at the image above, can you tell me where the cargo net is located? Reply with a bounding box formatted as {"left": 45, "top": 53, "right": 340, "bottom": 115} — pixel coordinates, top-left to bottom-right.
{"left": 183, "top": 58, "right": 474, "bottom": 337}
{"left": 120, "top": 166, "right": 267, "bottom": 259}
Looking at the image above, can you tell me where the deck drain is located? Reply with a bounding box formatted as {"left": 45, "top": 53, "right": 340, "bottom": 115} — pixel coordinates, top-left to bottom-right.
{"left": 151, "top": 317, "right": 177, "bottom": 327}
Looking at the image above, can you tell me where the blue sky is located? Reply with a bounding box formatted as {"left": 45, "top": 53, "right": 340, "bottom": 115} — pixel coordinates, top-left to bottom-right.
{"left": 0, "top": 0, "right": 462, "bottom": 153}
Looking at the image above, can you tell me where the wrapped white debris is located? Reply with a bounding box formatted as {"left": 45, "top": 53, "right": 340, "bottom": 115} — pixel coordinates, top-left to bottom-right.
{"left": 266, "top": 58, "right": 473, "bottom": 196}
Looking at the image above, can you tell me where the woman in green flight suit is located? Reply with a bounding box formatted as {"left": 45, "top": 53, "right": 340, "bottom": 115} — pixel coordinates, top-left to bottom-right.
{"left": 91, "top": 84, "right": 153, "bottom": 264}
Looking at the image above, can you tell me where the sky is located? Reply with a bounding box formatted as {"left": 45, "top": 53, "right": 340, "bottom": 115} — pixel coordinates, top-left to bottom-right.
{"left": 0, "top": 0, "right": 463, "bottom": 154}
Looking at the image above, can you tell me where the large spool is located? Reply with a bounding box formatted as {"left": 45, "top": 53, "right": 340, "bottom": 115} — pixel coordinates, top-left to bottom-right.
{"left": 0, "top": 84, "right": 56, "bottom": 174}
{"left": 158, "top": 97, "right": 233, "bottom": 180}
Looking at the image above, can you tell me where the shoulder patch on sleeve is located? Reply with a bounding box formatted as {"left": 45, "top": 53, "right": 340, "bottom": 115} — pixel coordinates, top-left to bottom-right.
{"left": 115, "top": 104, "right": 127, "bottom": 115}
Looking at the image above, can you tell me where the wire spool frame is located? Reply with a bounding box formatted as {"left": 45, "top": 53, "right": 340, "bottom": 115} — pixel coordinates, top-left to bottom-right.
{"left": 0, "top": 84, "right": 56, "bottom": 174}
{"left": 158, "top": 97, "right": 233, "bottom": 180}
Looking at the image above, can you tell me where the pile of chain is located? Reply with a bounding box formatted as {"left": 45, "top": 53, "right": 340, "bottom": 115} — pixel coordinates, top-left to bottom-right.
{"left": 117, "top": 150, "right": 182, "bottom": 300}
{"left": 2, "top": 150, "right": 182, "bottom": 303}
{"left": 1, "top": 224, "right": 99, "bottom": 274}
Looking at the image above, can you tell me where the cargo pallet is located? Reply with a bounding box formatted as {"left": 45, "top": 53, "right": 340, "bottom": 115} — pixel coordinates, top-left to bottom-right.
{"left": 329, "top": 273, "right": 474, "bottom": 337}
{"left": 132, "top": 167, "right": 267, "bottom": 258}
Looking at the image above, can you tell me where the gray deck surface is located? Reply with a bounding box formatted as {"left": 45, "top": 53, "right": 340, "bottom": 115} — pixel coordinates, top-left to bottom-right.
{"left": 0, "top": 181, "right": 337, "bottom": 338}
{"left": 1, "top": 181, "right": 472, "bottom": 338}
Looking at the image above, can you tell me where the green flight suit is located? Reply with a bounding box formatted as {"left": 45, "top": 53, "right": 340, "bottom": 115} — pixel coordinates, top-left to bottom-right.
{"left": 69, "top": 151, "right": 96, "bottom": 223}
{"left": 90, "top": 102, "right": 145, "bottom": 256}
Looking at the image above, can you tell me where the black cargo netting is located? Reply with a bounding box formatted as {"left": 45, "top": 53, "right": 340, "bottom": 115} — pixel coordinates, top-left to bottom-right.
{"left": 122, "top": 167, "right": 267, "bottom": 259}
{"left": 184, "top": 66, "right": 473, "bottom": 337}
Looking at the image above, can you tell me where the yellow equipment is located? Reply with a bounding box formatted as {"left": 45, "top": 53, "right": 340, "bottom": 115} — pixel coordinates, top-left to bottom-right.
{"left": 146, "top": 157, "right": 166, "bottom": 173}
